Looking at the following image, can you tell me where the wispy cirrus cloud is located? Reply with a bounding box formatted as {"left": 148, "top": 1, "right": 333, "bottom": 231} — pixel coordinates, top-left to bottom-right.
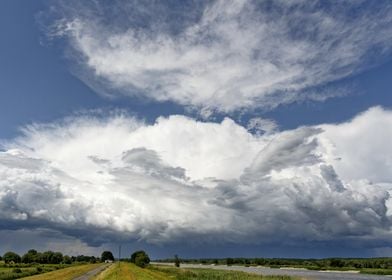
{"left": 1, "top": 107, "right": 392, "bottom": 248}
{"left": 49, "top": 0, "right": 392, "bottom": 112}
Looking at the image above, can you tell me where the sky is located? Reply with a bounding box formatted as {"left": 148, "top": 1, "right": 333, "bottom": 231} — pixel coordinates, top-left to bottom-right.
{"left": 1, "top": 0, "right": 392, "bottom": 259}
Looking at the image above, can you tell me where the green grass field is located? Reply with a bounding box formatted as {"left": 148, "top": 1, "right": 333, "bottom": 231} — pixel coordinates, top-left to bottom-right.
{"left": 0, "top": 263, "right": 73, "bottom": 280}
{"left": 92, "top": 263, "right": 298, "bottom": 280}
{"left": 19, "top": 263, "right": 102, "bottom": 280}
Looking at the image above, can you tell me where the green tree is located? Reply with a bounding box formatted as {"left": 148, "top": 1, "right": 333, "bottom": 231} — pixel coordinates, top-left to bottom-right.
{"left": 130, "top": 250, "right": 150, "bottom": 268}
{"left": 3, "top": 252, "right": 21, "bottom": 263}
{"left": 174, "top": 254, "right": 180, "bottom": 267}
{"left": 226, "top": 258, "right": 234, "bottom": 266}
{"left": 101, "top": 251, "right": 114, "bottom": 262}
{"left": 63, "top": 255, "right": 72, "bottom": 264}
{"left": 22, "top": 249, "right": 39, "bottom": 263}
{"left": 51, "top": 252, "right": 63, "bottom": 264}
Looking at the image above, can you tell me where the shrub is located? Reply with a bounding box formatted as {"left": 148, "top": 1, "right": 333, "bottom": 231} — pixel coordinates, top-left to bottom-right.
{"left": 130, "top": 250, "right": 150, "bottom": 268}
{"left": 12, "top": 268, "right": 22, "bottom": 273}
{"left": 174, "top": 255, "right": 181, "bottom": 267}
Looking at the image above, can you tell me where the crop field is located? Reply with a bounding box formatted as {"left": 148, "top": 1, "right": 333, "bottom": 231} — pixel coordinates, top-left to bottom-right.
{"left": 92, "top": 263, "right": 297, "bottom": 280}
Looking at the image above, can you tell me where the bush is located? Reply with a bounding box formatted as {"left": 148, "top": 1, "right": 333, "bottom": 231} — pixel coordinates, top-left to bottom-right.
{"left": 12, "top": 268, "right": 22, "bottom": 273}
{"left": 174, "top": 255, "right": 181, "bottom": 267}
{"left": 130, "top": 250, "right": 150, "bottom": 268}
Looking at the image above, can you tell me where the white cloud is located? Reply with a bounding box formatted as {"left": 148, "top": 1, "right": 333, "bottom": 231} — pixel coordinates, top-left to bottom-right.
{"left": 52, "top": 0, "right": 392, "bottom": 112}
{"left": 1, "top": 107, "right": 392, "bottom": 247}
{"left": 319, "top": 106, "right": 392, "bottom": 184}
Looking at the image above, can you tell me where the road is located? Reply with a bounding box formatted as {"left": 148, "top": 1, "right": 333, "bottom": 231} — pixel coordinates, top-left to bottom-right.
{"left": 158, "top": 263, "right": 392, "bottom": 280}
{"left": 72, "top": 263, "right": 112, "bottom": 280}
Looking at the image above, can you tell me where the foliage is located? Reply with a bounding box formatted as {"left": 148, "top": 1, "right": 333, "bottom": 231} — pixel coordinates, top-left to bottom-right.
{"left": 360, "top": 268, "right": 392, "bottom": 275}
{"left": 130, "top": 251, "right": 150, "bottom": 268}
{"left": 101, "top": 251, "right": 114, "bottom": 262}
{"left": 226, "top": 258, "right": 234, "bottom": 266}
{"left": 19, "top": 263, "right": 102, "bottom": 280}
{"left": 174, "top": 255, "right": 181, "bottom": 268}
{"left": 2, "top": 252, "right": 21, "bottom": 264}
{"left": 63, "top": 255, "right": 72, "bottom": 264}
{"left": 73, "top": 255, "right": 98, "bottom": 263}
{"left": 135, "top": 254, "right": 150, "bottom": 268}
{"left": 22, "top": 249, "right": 39, "bottom": 263}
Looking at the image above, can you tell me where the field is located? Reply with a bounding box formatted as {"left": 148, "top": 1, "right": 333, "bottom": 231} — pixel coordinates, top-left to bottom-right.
{"left": 0, "top": 261, "right": 77, "bottom": 280}
{"left": 92, "top": 263, "right": 298, "bottom": 280}
{"left": 17, "top": 263, "right": 102, "bottom": 280}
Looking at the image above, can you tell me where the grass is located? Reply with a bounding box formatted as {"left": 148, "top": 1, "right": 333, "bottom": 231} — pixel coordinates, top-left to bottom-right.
{"left": 93, "top": 263, "right": 135, "bottom": 280}
{"left": 92, "top": 263, "right": 168, "bottom": 280}
{"left": 20, "top": 263, "right": 102, "bottom": 280}
{"left": 0, "top": 264, "right": 74, "bottom": 280}
{"left": 359, "top": 268, "right": 392, "bottom": 275}
{"left": 93, "top": 263, "right": 298, "bottom": 280}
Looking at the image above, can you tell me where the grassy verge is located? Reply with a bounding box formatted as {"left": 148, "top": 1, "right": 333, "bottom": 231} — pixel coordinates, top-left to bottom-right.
{"left": 20, "top": 263, "right": 102, "bottom": 280}
{"left": 92, "top": 263, "right": 135, "bottom": 280}
{"left": 0, "top": 264, "right": 76, "bottom": 280}
{"left": 94, "top": 263, "right": 298, "bottom": 280}
{"left": 92, "top": 263, "right": 168, "bottom": 280}
{"left": 359, "top": 268, "right": 392, "bottom": 275}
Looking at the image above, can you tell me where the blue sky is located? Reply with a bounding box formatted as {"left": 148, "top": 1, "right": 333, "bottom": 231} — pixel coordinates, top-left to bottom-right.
{"left": 2, "top": 0, "right": 392, "bottom": 139}
{"left": 1, "top": 0, "right": 392, "bottom": 258}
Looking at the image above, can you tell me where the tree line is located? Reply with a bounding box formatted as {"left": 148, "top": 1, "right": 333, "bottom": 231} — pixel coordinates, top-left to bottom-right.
{"left": 1, "top": 250, "right": 100, "bottom": 265}
{"left": 0, "top": 249, "right": 151, "bottom": 268}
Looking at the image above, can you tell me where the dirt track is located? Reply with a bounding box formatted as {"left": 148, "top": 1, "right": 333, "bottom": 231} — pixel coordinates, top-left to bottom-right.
{"left": 72, "top": 263, "right": 111, "bottom": 280}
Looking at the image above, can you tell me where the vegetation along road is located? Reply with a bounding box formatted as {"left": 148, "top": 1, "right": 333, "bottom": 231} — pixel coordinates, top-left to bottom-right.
{"left": 175, "top": 264, "right": 392, "bottom": 280}
{"left": 20, "top": 263, "right": 103, "bottom": 280}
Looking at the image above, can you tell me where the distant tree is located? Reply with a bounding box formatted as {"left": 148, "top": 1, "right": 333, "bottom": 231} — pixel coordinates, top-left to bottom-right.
{"left": 130, "top": 251, "right": 150, "bottom": 268}
{"left": 63, "top": 255, "right": 72, "bottom": 264}
{"left": 226, "top": 258, "right": 234, "bottom": 266}
{"left": 3, "top": 252, "right": 21, "bottom": 264}
{"left": 51, "top": 252, "right": 63, "bottom": 264}
{"left": 22, "top": 249, "right": 39, "bottom": 263}
{"left": 101, "top": 251, "right": 114, "bottom": 262}
{"left": 40, "top": 251, "right": 54, "bottom": 264}
{"left": 174, "top": 255, "right": 180, "bottom": 267}
{"left": 330, "top": 258, "right": 344, "bottom": 268}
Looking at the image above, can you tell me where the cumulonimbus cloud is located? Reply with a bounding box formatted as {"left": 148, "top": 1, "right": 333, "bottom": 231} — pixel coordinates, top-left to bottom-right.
{"left": 1, "top": 107, "right": 392, "bottom": 247}
{"left": 50, "top": 0, "right": 392, "bottom": 112}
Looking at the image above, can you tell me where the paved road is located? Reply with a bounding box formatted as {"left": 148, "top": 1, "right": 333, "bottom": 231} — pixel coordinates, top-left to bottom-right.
{"left": 73, "top": 263, "right": 112, "bottom": 280}
{"left": 156, "top": 263, "right": 392, "bottom": 280}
